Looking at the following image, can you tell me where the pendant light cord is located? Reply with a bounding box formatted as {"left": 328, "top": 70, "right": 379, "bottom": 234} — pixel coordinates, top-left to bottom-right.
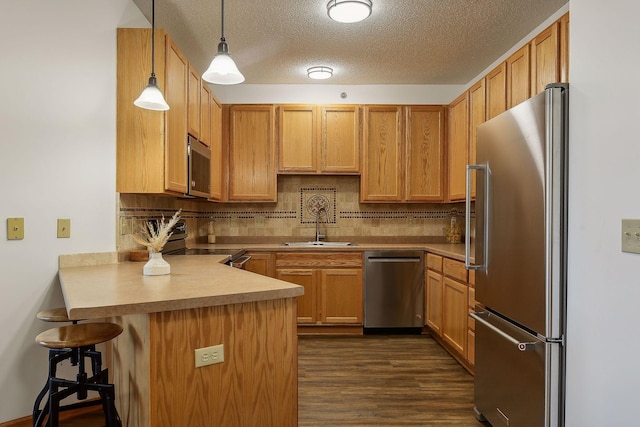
{"left": 220, "top": 0, "right": 225, "bottom": 42}
{"left": 151, "top": 0, "right": 156, "bottom": 77}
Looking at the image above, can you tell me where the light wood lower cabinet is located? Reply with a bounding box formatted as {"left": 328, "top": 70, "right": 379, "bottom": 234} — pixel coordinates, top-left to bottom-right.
{"left": 425, "top": 253, "right": 474, "bottom": 372}
{"left": 275, "top": 252, "right": 363, "bottom": 329}
{"left": 244, "top": 252, "right": 274, "bottom": 277}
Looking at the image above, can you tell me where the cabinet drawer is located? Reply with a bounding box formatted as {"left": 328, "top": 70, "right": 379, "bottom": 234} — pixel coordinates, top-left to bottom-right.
{"left": 443, "top": 258, "right": 467, "bottom": 282}
{"left": 426, "top": 253, "right": 443, "bottom": 272}
{"left": 275, "top": 252, "right": 363, "bottom": 268}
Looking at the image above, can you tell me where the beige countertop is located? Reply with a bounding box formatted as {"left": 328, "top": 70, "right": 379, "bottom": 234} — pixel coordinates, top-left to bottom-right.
{"left": 188, "top": 242, "right": 469, "bottom": 262}
{"left": 59, "top": 255, "right": 304, "bottom": 320}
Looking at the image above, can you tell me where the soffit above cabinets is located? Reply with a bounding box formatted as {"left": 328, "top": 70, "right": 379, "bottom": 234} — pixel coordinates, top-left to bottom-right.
{"left": 132, "top": 0, "right": 568, "bottom": 85}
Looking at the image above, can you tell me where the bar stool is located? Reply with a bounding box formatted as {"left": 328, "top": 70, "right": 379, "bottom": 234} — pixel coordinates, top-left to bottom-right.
{"left": 33, "top": 322, "right": 123, "bottom": 427}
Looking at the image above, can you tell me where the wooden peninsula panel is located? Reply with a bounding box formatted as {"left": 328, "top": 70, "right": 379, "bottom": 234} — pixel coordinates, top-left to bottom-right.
{"left": 111, "top": 298, "right": 298, "bottom": 427}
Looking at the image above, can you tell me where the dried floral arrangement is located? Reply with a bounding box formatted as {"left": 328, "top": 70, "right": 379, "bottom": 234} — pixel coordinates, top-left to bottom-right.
{"left": 133, "top": 209, "right": 182, "bottom": 253}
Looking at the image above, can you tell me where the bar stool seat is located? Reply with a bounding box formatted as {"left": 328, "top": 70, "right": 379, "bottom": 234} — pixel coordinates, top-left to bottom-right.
{"left": 36, "top": 308, "right": 73, "bottom": 323}
{"left": 33, "top": 322, "right": 123, "bottom": 427}
{"left": 36, "top": 323, "right": 123, "bottom": 349}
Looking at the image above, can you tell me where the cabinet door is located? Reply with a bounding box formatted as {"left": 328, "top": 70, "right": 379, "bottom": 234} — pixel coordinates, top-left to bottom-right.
{"left": 321, "top": 105, "right": 360, "bottom": 173}
{"left": 209, "top": 98, "right": 224, "bottom": 201}
{"left": 320, "top": 268, "right": 363, "bottom": 324}
{"left": 442, "top": 277, "right": 468, "bottom": 357}
{"left": 425, "top": 269, "right": 443, "bottom": 335}
{"left": 276, "top": 269, "right": 317, "bottom": 324}
{"left": 447, "top": 93, "right": 469, "bottom": 201}
{"left": 244, "top": 252, "right": 274, "bottom": 277}
{"left": 164, "top": 37, "right": 188, "bottom": 194}
{"left": 560, "top": 13, "right": 570, "bottom": 83}
{"left": 468, "top": 79, "right": 486, "bottom": 200}
{"left": 278, "top": 105, "right": 317, "bottom": 173}
{"left": 361, "top": 105, "right": 403, "bottom": 202}
{"left": 228, "top": 105, "right": 277, "bottom": 201}
{"left": 507, "top": 44, "right": 531, "bottom": 109}
{"left": 187, "top": 64, "right": 200, "bottom": 138}
{"left": 405, "top": 106, "right": 445, "bottom": 202}
{"left": 200, "top": 82, "right": 212, "bottom": 146}
{"left": 486, "top": 63, "right": 507, "bottom": 120}
{"left": 531, "top": 22, "right": 560, "bottom": 95}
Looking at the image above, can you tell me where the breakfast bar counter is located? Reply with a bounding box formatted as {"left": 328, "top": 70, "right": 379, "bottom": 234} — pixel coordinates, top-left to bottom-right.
{"left": 58, "top": 255, "right": 303, "bottom": 427}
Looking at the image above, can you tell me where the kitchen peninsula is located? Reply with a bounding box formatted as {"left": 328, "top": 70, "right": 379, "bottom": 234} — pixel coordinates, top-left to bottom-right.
{"left": 58, "top": 255, "right": 303, "bottom": 427}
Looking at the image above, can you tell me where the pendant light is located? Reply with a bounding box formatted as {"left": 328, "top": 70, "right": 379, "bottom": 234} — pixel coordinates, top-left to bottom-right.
{"left": 202, "top": 0, "right": 245, "bottom": 85}
{"left": 134, "top": 0, "right": 170, "bottom": 111}
{"left": 327, "top": 0, "right": 372, "bottom": 24}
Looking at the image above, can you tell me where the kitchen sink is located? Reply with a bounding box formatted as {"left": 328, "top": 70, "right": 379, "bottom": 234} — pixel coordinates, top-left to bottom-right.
{"left": 282, "top": 241, "right": 356, "bottom": 247}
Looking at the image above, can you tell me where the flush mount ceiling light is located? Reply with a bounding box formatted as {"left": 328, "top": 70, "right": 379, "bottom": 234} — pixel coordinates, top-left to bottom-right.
{"left": 202, "top": 0, "right": 245, "bottom": 85}
{"left": 327, "top": 0, "right": 372, "bottom": 23}
{"left": 307, "top": 66, "right": 334, "bottom": 80}
{"left": 134, "top": 0, "right": 169, "bottom": 111}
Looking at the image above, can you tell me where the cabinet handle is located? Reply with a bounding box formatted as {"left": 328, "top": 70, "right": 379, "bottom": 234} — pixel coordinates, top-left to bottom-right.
{"left": 469, "top": 312, "right": 537, "bottom": 352}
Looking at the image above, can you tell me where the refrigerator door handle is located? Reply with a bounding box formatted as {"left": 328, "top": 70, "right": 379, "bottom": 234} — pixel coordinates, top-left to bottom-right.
{"left": 465, "top": 164, "right": 488, "bottom": 270}
{"left": 470, "top": 312, "right": 537, "bottom": 351}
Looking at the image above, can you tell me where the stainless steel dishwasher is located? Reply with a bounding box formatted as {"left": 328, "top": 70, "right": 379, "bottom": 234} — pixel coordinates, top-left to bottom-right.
{"left": 364, "top": 250, "right": 424, "bottom": 330}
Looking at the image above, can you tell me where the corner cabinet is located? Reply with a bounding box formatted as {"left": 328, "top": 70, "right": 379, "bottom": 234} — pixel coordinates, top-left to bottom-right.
{"left": 116, "top": 28, "right": 188, "bottom": 195}
{"left": 447, "top": 94, "right": 469, "bottom": 201}
{"left": 361, "top": 105, "right": 445, "bottom": 202}
{"left": 228, "top": 105, "right": 277, "bottom": 202}
{"left": 275, "top": 252, "right": 363, "bottom": 333}
{"left": 277, "top": 104, "right": 360, "bottom": 174}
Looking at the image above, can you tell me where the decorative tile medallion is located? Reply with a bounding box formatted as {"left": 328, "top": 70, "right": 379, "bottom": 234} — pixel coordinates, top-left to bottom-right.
{"left": 300, "top": 187, "right": 337, "bottom": 224}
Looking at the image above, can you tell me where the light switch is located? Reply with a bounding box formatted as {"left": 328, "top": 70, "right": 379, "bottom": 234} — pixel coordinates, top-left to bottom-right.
{"left": 7, "top": 218, "right": 24, "bottom": 240}
{"left": 621, "top": 219, "right": 640, "bottom": 254}
{"left": 57, "top": 219, "right": 71, "bottom": 238}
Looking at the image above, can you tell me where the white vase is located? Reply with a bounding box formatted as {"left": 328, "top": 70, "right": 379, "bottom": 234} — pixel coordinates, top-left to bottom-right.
{"left": 143, "top": 251, "right": 171, "bottom": 276}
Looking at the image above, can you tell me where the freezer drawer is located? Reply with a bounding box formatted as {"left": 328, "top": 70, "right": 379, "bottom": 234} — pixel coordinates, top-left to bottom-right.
{"left": 473, "top": 311, "right": 562, "bottom": 427}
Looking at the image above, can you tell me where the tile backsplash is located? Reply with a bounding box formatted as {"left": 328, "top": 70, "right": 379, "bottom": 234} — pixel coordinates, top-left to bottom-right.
{"left": 118, "top": 176, "right": 468, "bottom": 251}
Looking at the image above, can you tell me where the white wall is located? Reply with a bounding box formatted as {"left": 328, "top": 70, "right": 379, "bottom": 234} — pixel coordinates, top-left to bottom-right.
{"left": 0, "top": 0, "right": 147, "bottom": 422}
{"left": 565, "top": 1, "right": 640, "bottom": 425}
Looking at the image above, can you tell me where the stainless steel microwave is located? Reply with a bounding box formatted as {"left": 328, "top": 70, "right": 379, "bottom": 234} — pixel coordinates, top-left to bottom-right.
{"left": 188, "top": 135, "right": 210, "bottom": 198}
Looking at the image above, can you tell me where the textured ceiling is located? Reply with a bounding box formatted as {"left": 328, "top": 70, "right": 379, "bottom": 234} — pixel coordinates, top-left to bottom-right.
{"left": 132, "top": 0, "right": 568, "bottom": 85}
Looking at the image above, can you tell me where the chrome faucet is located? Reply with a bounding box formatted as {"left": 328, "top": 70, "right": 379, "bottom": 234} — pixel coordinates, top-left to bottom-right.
{"left": 315, "top": 207, "right": 326, "bottom": 242}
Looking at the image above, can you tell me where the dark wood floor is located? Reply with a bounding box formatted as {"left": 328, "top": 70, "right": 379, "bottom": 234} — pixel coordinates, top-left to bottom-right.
{"left": 23, "top": 335, "right": 484, "bottom": 426}
{"left": 298, "top": 334, "right": 485, "bottom": 426}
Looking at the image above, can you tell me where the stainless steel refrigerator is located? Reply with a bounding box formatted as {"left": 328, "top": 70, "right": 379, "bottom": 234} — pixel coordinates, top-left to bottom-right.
{"left": 465, "top": 84, "right": 568, "bottom": 427}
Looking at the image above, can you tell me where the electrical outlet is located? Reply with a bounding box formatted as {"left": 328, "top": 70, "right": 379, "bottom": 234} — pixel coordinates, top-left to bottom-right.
{"left": 230, "top": 216, "right": 238, "bottom": 228}
{"left": 57, "top": 219, "right": 71, "bottom": 238}
{"left": 120, "top": 218, "right": 130, "bottom": 236}
{"left": 255, "top": 215, "right": 265, "bottom": 227}
{"left": 195, "top": 344, "right": 224, "bottom": 368}
{"left": 407, "top": 215, "right": 415, "bottom": 225}
{"left": 622, "top": 219, "right": 640, "bottom": 254}
{"left": 7, "top": 218, "right": 24, "bottom": 240}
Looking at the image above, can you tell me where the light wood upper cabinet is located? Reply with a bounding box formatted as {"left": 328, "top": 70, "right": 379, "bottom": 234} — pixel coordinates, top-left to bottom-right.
{"left": 228, "top": 105, "right": 277, "bottom": 201}
{"left": 531, "top": 22, "right": 560, "bottom": 96}
{"left": 163, "top": 38, "right": 189, "bottom": 194}
{"left": 209, "top": 97, "right": 224, "bottom": 201}
{"left": 507, "top": 44, "right": 531, "bottom": 108}
{"left": 560, "top": 12, "right": 570, "bottom": 83}
{"left": 117, "top": 28, "right": 190, "bottom": 195}
{"left": 187, "top": 64, "right": 200, "bottom": 138}
{"left": 405, "top": 106, "right": 446, "bottom": 202}
{"left": 361, "top": 105, "right": 404, "bottom": 201}
{"left": 200, "top": 82, "right": 212, "bottom": 146}
{"left": 321, "top": 105, "right": 360, "bottom": 173}
{"left": 278, "top": 104, "right": 317, "bottom": 173}
{"left": 486, "top": 63, "right": 507, "bottom": 120}
{"left": 277, "top": 104, "right": 360, "bottom": 174}
{"left": 362, "top": 105, "right": 445, "bottom": 202}
{"left": 447, "top": 93, "right": 469, "bottom": 202}
{"left": 468, "top": 79, "right": 486, "bottom": 200}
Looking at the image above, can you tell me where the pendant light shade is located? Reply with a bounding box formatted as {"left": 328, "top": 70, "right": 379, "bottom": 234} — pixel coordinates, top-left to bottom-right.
{"left": 202, "top": 0, "right": 245, "bottom": 85}
{"left": 134, "top": 0, "right": 169, "bottom": 111}
{"left": 327, "top": 0, "right": 372, "bottom": 23}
